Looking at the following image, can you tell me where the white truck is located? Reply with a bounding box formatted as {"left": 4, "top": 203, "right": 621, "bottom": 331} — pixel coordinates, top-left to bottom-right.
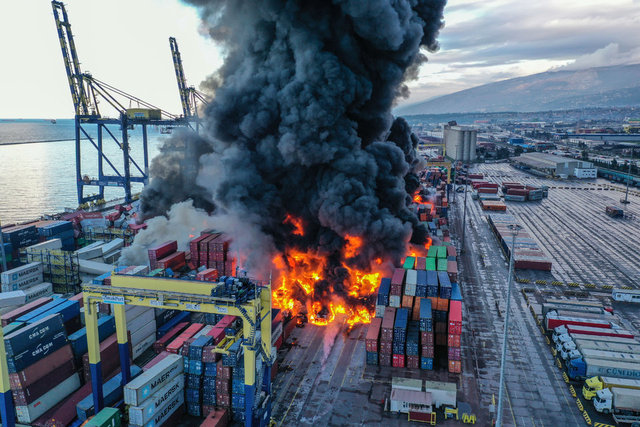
{"left": 562, "top": 339, "right": 640, "bottom": 361}
{"left": 594, "top": 387, "right": 640, "bottom": 425}
{"left": 612, "top": 289, "right": 640, "bottom": 303}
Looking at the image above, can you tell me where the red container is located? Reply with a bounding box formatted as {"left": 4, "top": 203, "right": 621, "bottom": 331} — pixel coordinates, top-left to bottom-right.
{"left": 10, "top": 344, "right": 74, "bottom": 390}
{"left": 156, "top": 251, "right": 186, "bottom": 271}
{"left": 435, "top": 321, "right": 447, "bottom": 334}
{"left": 154, "top": 322, "right": 189, "bottom": 353}
{"left": 217, "top": 360, "right": 232, "bottom": 380}
{"left": 448, "top": 360, "right": 461, "bottom": 373}
{"left": 144, "top": 351, "right": 171, "bottom": 369}
{"left": 446, "top": 246, "right": 456, "bottom": 258}
{"left": 202, "top": 346, "right": 221, "bottom": 363}
{"left": 196, "top": 268, "right": 218, "bottom": 282}
{"left": 421, "top": 345, "right": 434, "bottom": 358}
{"left": 435, "top": 334, "right": 447, "bottom": 346}
{"left": 271, "top": 360, "right": 278, "bottom": 380}
{"left": 392, "top": 354, "right": 405, "bottom": 368}
{"left": 366, "top": 318, "right": 382, "bottom": 353}
{"left": 208, "top": 234, "right": 229, "bottom": 253}
{"left": 545, "top": 315, "right": 610, "bottom": 332}
{"left": 468, "top": 174, "right": 483, "bottom": 180}
{"left": 391, "top": 268, "right": 405, "bottom": 286}
{"left": 448, "top": 300, "right": 462, "bottom": 327}
{"left": 514, "top": 259, "right": 552, "bottom": 271}
{"left": 479, "top": 182, "right": 498, "bottom": 188}
{"left": 448, "top": 346, "right": 461, "bottom": 360}
{"left": 379, "top": 353, "right": 392, "bottom": 367}
{"left": 207, "top": 327, "right": 226, "bottom": 345}
{"left": 200, "top": 408, "right": 229, "bottom": 427}
{"left": 507, "top": 188, "right": 529, "bottom": 196}
{"left": 2, "top": 297, "right": 53, "bottom": 326}
{"left": 420, "top": 331, "right": 433, "bottom": 346}
{"left": 12, "top": 359, "right": 76, "bottom": 405}
{"left": 216, "top": 377, "right": 231, "bottom": 395}
{"left": 217, "top": 393, "right": 231, "bottom": 408}
{"left": 414, "top": 257, "right": 426, "bottom": 270}
{"left": 190, "top": 235, "right": 211, "bottom": 260}
{"left": 380, "top": 307, "right": 396, "bottom": 342}
{"left": 477, "top": 187, "right": 498, "bottom": 194}
{"left": 82, "top": 333, "right": 131, "bottom": 383}
{"left": 379, "top": 341, "right": 393, "bottom": 355}
{"left": 68, "top": 293, "right": 84, "bottom": 309}
{"left": 447, "top": 334, "right": 461, "bottom": 348}
{"left": 406, "top": 355, "right": 419, "bottom": 369}
{"left": 390, "top": 283, "right": 403, "bottom": 296}
{"left": 148, "top": 241, "right": 177, "bottom": 263}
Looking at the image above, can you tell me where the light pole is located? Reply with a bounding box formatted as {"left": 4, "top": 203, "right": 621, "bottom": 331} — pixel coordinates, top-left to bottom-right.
{"left": 460, "top": 168, "right": 468, "bottom": 254}
{"left": 622, "top": 160, "right": 632, "bottom": 205}
{"left": 496, "top": 223, "right": 522, "bottom": 427}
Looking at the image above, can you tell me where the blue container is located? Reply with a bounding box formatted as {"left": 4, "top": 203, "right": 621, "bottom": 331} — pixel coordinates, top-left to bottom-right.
{"left": 376, "top": 278, "right": 391, "bottom": 306}
{"left": 8, "top": 330, "right": 68, "bottom": 373}
{"left": 187, "top": 402, "right": 201, "bottom": 417}
{"left": 38, "top": 221, "right": 73, "bottom": 237}
{"left": 203, "top": 390, "right": 216, "bottom": 405}
{"left": 187, "top": 374, "right": 202, "bottom": 389}
{"left": 186, "top": 387, "right": 201, "bottom": 402}
{"left": 232, "top": 364, "right": 245, "bottom": 379}
{"left": 68, "top": 315, "right": 115, "bottom": 357}
{"left": 188, "top": 335, "right": 213, "bottom": 360}
{"left": 222, "top": 340, "right": 242, "bottom": 367}
{"left": 416, "top": 270, "right": 427, "bottom": 286}
{"left": 393, "top": 308, "right": 408, "bottom": 341}
{"left": 156, "top": 311, "right": 191, "bottom": 339}
{"left": 1, "top": 242, "right": 13, "bottom": 254}
{"left": 406, "top": 322, "right": 420, "bottom": 356}
{"left": 28, "top": 299, "right": 80, "bottom": 324}
{"left": 419, "top": 298, "right": 432, "bottom": 332}
{"left": 232, "top": 378, "right": 245, "bottom": 395}
{"left": 204, "top": 362, "right": 217, "bottom": 377}
{"left": 16, "top": 298, "right": 68, "bottom": 323}
{"left": 416, "top": 285, "right": 427, "bottom": 298}
{"left": 420, "top": 357, "right": 433, "bottom": 370}
{"left": 232, "top": 393, "right": 246, "bottom": 409}
{"left": 203, "top": 376, "right": 217, "bottom": 389}
{"left": 451, "top": 283, "right": 462, "bottom": 301}
{"left": 366, "top": 351, "right": 378, "bottom": 365}
{"left": 155, "top": 309, "right": 179, "bottom": 328}
{"left": 92, "top": 272, "right": 111, "bottom": 286}
{"left": 392, "top": 341, "right": 405, "bottom": 354}
{"left": 437, "top": 271, "right": 451, "bottom": 287}
{"left": 61, "top": 237, "right": 75, "bottom": 251}
{"left": 4, "top": 313, "right": 64, "bottom": 357}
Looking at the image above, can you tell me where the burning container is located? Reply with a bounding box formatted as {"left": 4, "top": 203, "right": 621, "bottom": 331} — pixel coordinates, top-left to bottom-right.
{"left": 366, "top": 317, "right": 382, "bottom": 365}
{"left": 375, "top": 277, "right": 391, "bottom": 317}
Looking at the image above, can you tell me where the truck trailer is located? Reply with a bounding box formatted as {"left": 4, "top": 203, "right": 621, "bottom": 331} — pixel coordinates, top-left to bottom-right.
{"left": 562, "top": 339, "right": 640, "bottom": 361}
{"left": 568, "top": 357, "right": 640, "bottom": 381}
{"left": 545, "top": 312, "right": 612, "bottom": 332}
{"left": 553, "top": 324, "right": 632, "bottom": 345}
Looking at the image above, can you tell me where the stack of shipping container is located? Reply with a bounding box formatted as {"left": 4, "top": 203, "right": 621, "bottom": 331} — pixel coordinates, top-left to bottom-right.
{"left": 392, "top": 308, "right": 408, "bottom": 368}
{"left": 448, "top": 300, "right": 462, "bottom": 373}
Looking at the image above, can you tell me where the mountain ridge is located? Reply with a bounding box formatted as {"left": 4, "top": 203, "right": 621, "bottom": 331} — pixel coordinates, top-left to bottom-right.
{"left": 397, "top": 63, "right": 640, "bottom": 115}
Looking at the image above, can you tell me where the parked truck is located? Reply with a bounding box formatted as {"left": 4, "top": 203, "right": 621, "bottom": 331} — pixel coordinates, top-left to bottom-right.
{"left": 583, "top": 376, "right": 640, "bottom": 400}
{"left": 556, "top": 333, "right": 639, "bottom": 352}
{"left": 594, "top": 387, "right": 640, "bottom": 425}
{"left": 545, "top": 312, "right": 612, "bottom": 332}
{"left": 553, "top": 324, "right": 632, "bottom": 346}
{"left": 612, "top": 289, "right": 640, "bottom": 304}
{"left": 567, "top": 357, "right": 640, "bottom": 381}
{"left": 562, "top": 339, "right": 640, "bottom": 361}
{"left": 541, "top": 303, "right": 606, "bottom": 318}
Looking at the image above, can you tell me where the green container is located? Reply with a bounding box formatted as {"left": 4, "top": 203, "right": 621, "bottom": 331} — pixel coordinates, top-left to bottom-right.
{"left": 148, "top": 268, "right": 164, "bottom": 277}
{"left": 403, "top": 256, "right": 415, "bottom": 269}
{"left": 437, "top": 258, "right": 448, "bottom": 271}
{"left": 437, "top": 246, "right": 447, "bottom": 259}
{"left": 85, "top": 407, "right": 121, "bottom": 427}
{"left": 425, "top": 257, "right": 436, "bottom": 271}
{"left": 427, "top": 246, "right": 438, "bottom": 259}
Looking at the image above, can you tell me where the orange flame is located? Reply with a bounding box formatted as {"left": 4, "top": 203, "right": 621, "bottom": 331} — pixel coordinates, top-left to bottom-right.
{"left": 271, "top": 244, "right": 382, "bottom": 326}
{"left": 283, "top": 214, "right": 304, "bottom": 236}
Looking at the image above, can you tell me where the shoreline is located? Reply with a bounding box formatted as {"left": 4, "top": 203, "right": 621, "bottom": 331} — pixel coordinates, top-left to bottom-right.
{"left": 0, "top": 138, "right": 87, "bottom": 146}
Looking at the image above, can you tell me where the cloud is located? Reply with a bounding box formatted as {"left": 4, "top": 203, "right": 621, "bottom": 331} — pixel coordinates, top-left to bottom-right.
{"left": 561, "top": 43, "right": 640, "bottom": 70}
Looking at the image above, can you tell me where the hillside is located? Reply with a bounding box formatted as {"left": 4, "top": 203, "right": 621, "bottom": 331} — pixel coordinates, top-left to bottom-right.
{"left": 397, "top": 63, "right": 640, "bottom": 115}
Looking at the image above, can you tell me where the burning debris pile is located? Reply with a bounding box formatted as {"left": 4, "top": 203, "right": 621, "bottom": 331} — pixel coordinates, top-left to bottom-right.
{"left": 132, "top": 0, "right": 446, "bottom": 325}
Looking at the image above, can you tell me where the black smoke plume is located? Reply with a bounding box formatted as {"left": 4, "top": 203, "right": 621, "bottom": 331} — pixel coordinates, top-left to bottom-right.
{"left": 138, "top": 0, "right": 446, "bottom": 278}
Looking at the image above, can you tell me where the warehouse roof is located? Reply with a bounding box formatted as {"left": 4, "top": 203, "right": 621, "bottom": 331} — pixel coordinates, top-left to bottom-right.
{"left": 514, "top": 152, "right": 586, "bottom": 169}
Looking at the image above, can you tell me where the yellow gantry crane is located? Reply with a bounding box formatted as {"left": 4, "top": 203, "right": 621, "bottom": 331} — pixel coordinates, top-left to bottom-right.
{"left": 81, "top": 274, "right": 273, "bottom": 427}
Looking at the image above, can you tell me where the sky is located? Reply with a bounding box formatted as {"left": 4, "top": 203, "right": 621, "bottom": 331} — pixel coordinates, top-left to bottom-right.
{"left": 1, "top": 0, "right": 639, "bottom": 119}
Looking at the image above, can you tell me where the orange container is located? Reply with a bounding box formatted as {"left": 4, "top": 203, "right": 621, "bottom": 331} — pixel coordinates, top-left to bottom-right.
{"left": 448, "top": 360, "right": 461, "bottom": 373}
{"left": 402, "top": 295, "right": 414, "bottom": 310}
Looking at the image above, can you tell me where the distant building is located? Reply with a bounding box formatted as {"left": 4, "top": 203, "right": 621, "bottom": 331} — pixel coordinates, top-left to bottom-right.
{"left": 443, "top": 124, "right": 477, "bottom": 162}
{"left": 513, "top": 152, "right": 597, "bottom": 179}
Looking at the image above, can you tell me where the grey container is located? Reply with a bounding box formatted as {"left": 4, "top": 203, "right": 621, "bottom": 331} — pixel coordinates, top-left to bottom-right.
{"left": 124, "top": 353, "right": 183, "bottom": 406}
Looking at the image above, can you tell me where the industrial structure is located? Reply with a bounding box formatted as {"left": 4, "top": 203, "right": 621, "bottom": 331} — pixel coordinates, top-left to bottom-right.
{"left": 169, "top": 37, "right": 209, "bottom": 130}
{"left": 52, "top": 2, "right": 199, "bottom": 206}
{"left": 444, "top": 124, "right": 477, "bottom": 163}
{"left": 512, "top": 152, "right": 597, "bottom": 179}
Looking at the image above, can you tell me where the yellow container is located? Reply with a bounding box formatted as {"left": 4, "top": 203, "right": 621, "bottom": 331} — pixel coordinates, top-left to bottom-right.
{"left": 125, "top": 108, "right": 162, "bottom": 120}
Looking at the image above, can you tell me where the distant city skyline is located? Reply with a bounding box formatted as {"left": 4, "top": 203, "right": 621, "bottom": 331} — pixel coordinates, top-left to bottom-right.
{"left": 2, "top": 0, "right": 640, "bottom": 118}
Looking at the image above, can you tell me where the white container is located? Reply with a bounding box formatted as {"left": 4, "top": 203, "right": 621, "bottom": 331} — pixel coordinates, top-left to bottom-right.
{"left": 132, "top": 332, "right": 157, "bottom": 360}
{"left": 124, "top": 354, "right": 183, "bottom": 406}
{"left": 15, "top": 373, "right": 80, "bottom": 423}
{"left": 27, "top": 239, "right": 62, "bottom": 251}
{"left": 128, "top": 375, "right": 184, "bottom": 425}
{"left": 405, "top": 269, "right": 418, "bottom": 286}
{"left": 23, "top": 282, "right": 53, "bottom": 303}
{"left": 128, "top": 309, "right": 156, "bottom": 333}
{"left": 1, "top": 262, "right": 43, "bottom": 289}
{"left": 131, "top": 319, "right": 157, "bottom": 347}
{"left": 0, "top": 291, "right": 26, "bottom": 308}
{"left": 375, "top": 304, "right": 386, "bottom": 318}
{"left": 390, "top": 295, "right": 401, "bottom": 308}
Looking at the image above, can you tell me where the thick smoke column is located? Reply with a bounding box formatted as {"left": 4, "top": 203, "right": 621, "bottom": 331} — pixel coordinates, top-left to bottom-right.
{"left": 138, "top": 1, "right": 446, "bottom": 291}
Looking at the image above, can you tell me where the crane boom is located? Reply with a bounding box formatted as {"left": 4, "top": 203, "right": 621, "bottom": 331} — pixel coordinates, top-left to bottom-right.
{"left": 169, "top": 37, "right": 192, "bottom": 118}
{"left": 52, "top": 1, "right": 95, "bottom": 116}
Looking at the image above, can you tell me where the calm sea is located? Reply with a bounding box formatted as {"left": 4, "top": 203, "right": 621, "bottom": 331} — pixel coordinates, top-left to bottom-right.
{"left": 0, "top": 119, "right": 167, "bottom": 224}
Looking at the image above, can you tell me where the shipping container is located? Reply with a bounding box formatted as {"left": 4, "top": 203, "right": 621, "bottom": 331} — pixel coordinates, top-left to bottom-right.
{"left": 5, "top": 313, "right": 65, "bottom": 357}
{"left": 12, "top": 358, "right": 76, "bottom": 406}
{"left": 448, "top": 300, "right": 462, "bottom": 335}
{"left": 77, "top": 366, "right": 143, "bottom": 420}
{"left": 380, "top": 307, "right": 396, "bottom": 342}
{"left": 391, "top": 268, "right": 405, "bottom": 286}
{"left": 366, "top": 317, "right": 382, "bottom": 353}
{"left": 85, "top": 407, "right": 121, "bottom": 427}
{"left": 128, "top": 374, "right": 184, "bottom": 425}
{"left": 124, "top": 353, "right": 183, "bottom": 406}
{"left": 403, "top": 257, "right": 415, "bottom": 269}
{"left": 1, "top": 297, "right": 53, "bottom": 326}
{"left": 415, "top": 257, "right": 426, "bottom": 270}
{"left": 394, "top": 308, "right": 409, "bottom": 342}
{"left": 15, "top": 373, "right": 80, "bottom": 424}
{"left": 68, "top": 315, "right": 115, "bottom": 357}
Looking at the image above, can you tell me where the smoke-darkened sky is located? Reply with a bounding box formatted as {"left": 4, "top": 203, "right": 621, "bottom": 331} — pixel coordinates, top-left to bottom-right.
{"left": 2, "top": 0, "right": 639, "bottom": 118}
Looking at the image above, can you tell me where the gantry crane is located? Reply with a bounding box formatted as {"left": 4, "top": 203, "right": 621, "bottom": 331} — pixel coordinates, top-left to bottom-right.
{"left": 52, "top": 1, "right": 187, "bottom": 205}
{"left": 169, "top": 37, "right": 209, "bottom": 131}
